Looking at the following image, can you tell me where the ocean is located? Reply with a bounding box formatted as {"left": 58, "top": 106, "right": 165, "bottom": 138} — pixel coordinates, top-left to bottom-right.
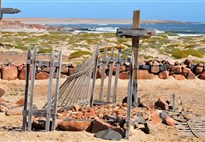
{"left": 51, "top": 23, "right": 205, "bottom": 36}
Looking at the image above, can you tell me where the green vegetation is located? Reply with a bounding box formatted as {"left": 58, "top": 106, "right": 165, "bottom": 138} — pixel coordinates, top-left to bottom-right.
{"left": 172, "top": 49, "right": 204, "bottom": 59}
{"left": 69, "top": 50, "right": 92, "bottom": 59}
{"left": 164, "top": 32, "right": 178, "bottom": 36}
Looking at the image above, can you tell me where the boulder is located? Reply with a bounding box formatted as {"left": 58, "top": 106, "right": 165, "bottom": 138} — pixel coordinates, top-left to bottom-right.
{"left": 2, "top": 66, "right": 18, "bottom": 80}
{"left": 0, "top": 88, "right": 5, "bottom": 98}
{"left": 173, "top": 74, "right": 186, "bottom": 80}
{"left": 150, "top": 65, "right": 160, "bottom": 74}
{"left": 187, "top": 71, "right": 196, "bottom": 79}
{"left": 61, "top": 66, "right": 68, "bottom": 74}
{"left": 158, "top": 71, "right": 169, "bottom": 79}
{"left": 198, "top": 71, "right": 205, "bottom": 80}
{"left": 118, "top": 72, "right": 129, "bottom": 80}
{"left": 165, "top": 116, "right": 175, "bottom": 126}
{"left": 16, "top": 98, "right": 24, "bottom": 107}
{"left": 18, "top": 66, "right": 32, "bottom": 80}
{"left": 94, "top": 129, "right": 122, "bottom": 141}
{"left": 91, "top": 119, "right": 113, "bottom": 133}
{"left": 68, "top": 68, "right": 75, "bottom": 76}
{"left": 113, "top": 66, "right": 126, "bottom": 74}
{"left": 137, "top": 70, "right": 155, "bottom": 79}
{"left": 184, "top": 59, "right": 193, "bottom": 67}
{"left": 194, "top": 66, "right": 203, "bottom": 75}
{"left": 35, "top": 72, "right": 49, "bottom": 80}
{"left": 5, "top": 106, "right": 23, "bottom": 116}
{"left": 171, "top": 66, "right": 182, "bottom": 74}
{"left": 58, "top": 120, "right": 91, "bottom": 131}
{"left": 150, "top": 110, "right": 162, "bottom": 125}
{"left": 154, "top": 98, "right": 167, "bottom": 110}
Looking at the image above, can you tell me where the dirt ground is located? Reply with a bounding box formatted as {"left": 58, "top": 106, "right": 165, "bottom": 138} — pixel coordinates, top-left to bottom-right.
{"left": 0, "top": 75, "right": 205, "bottom": 142}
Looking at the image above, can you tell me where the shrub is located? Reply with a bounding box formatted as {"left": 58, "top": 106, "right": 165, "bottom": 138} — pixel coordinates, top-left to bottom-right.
{"left": 172, "top": 49, "right": 204, "bottom": 59}
{"left": 69, "top": 50, "right": 92, "bottom": 59}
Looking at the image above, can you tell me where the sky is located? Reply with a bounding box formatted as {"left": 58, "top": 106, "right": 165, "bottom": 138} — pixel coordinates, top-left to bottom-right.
{"left": 2, "top": 0, "right": 205, "bottom": 22}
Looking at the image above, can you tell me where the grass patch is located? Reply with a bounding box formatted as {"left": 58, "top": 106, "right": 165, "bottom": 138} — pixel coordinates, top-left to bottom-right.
{"left": 164, "top": 32, "right": 178, "bottom": 36}
{"left": 69, "top": 50, "right": 92, "bottom": 59}
{"left": 37, "top": 48, "right": 53, "bottom": 54}
{"left": 172, "top": 49, "right": 204, "bottom": 59}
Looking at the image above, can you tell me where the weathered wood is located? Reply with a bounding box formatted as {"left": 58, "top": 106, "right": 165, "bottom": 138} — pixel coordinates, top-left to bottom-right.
{"left": 22, "top": 48, "right": 31, "bottom": 131}
{"left": 99, "top": 48, "right": 107, "bottom": 101}
{"left": 107, "top": 48, "right": 114, "bottom": 102}
{"left": 90, "top": 49, "right": 99, "bottom": 106}
{"left": 51, "top": 50, "right": 62, "bottom": 131}
{"left": 45, "top": 49, "right": 55, "bottom": 131}
{"left": 28, "top": 48, "right": 37, "bottom": 131}
{"left": 116, "top": 28, "right": 157, "bottom": 38}
{"left": 125, "top": 53, "right": 134, "bottom": 140}
{"left": 172, "top": 93, "right": 176, "bottom": 112}
{"left": 112, "top": 48, "right": 121, "bottom": 103}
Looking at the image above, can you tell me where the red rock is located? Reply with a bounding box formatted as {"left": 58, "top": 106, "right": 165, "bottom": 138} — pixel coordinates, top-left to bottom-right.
{"left": 18, "top": 66, "right": 32, "bottom": 80}
{"left": 198, "top": 71, "right": 205, "bottom": 80}
{"left": 158, "top": 71, "right": 169, "bottom": 79}
{"left": 96, "top": 69, "right": 106, "bottom": 79}
{"left": 173, "top": 74, "right": 186, "bottom": 80}
{"left": 154, "top": 98, "right": 166, "bottom": 110}
{"left": 137, "top": 70, "right": 155, "bottom": 79}
{"left": 58, "top": 120, "right": 91, "bottom": 131}
{"left": 151, "top": 65, "right": 160, "bottom": 74}
{"left": 35, "top": 72, "right": 49, "bottom": 80}
{"left": 61, "top": 66, "right": 68, "bottom": 74}
{"left": 5, "top": 106, "right": 23, "bottom": 116}
{"left": 91, "top": 119, "right": 113, "bottom": 133}
{"left": 16, "top": 98, "right": 24, "bottom": 107}
{"left": 171, "top": 66, "right": 182, "bottom": 74}
{"left": 182, "top": 67, "right": 190, "bottom": 74}
{"left": 118, "top": 72, "right": 129, "bottom": 80}
{"left": 113, "top": 66, "right": 126, "bottom": 74}
{"left": 42, "top": 67, "right": 56, "bottom": 73}
{"left": 71, "top": 105, "right": 81, "bottom": 112}
{"left": 194, "top": 66, "right": 203, "bottom": 75}
{"left": 17, "top": 64, "right": 24, "bottom": 71}
{"left": 68, "top": 68, "right": 75, "bottom": 76}
{"left": 184, "top": 59, "right": 193, "bottom": 67}
{"left": 165, "top": 116, "right": 175, "bottom": 126}
{"left": 187, "top": 71, "right": 196, "bottom": 79}
{"left": 2, "top": 66, "right": 18, "bottom": 80}
{"left": 76, "top": 112, "right": 83, "bottom": 119}
{"left": 0, "top": 88, "right": 5, "bottom": 98}
{"left": 150, "top": 110, "right": 162, "bottom": 125}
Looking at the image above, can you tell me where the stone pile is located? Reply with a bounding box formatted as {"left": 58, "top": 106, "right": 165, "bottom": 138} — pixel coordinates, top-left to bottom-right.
{"left": 96, "top": 58, "right": 205, "bottom": 80}
{"left": 0, "top": 63, "right": 76, "bottom": 81}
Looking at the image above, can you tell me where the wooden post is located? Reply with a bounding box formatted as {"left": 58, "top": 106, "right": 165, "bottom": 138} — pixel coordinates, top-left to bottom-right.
{"left": 132, "top": 10, "right": 140, "bottom": 106}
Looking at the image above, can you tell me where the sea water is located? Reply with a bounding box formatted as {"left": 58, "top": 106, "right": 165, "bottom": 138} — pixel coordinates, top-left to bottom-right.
{"left": 50, "top": 23, "right": 205, "bottom": 36}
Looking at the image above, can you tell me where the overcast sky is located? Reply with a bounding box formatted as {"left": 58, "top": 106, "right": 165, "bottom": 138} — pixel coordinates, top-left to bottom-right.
{"left": 2, "top": 0, "right": 205, "bottom": 22}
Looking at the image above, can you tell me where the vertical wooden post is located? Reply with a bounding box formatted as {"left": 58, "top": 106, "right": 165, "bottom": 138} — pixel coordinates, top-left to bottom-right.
{"left": 172, "top": 93, "right": 176, "bottom": 112}
{"left": 22, "top": 48, "right": 31, "bottom": 131}
{"left": 132, "top": 10, "right": 140, "bottom": 106}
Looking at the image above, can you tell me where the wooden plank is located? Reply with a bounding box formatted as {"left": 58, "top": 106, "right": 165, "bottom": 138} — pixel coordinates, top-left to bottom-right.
{"left": 28, "top": 48, "right": 37, "bottom": 131}
{"left": 90, "top": 49, "right": 99, "bottom": 106}
{"left": 116, "top": 28, "right": 157, "bottom": 38}
{"left": 107, "top": 48, "right": 114, "bottom": 102}
{"left": 125, "top": 53, "right": 134, "bottom": 140}
{"left": 45, "top": 49, "right": 55, "bottom": 131}
{"left": 22, "top": 47, "right": 31, "bottom": 131}
{"left": 172, "top": 93, "right": 176, "bottom": 112}
{"left": 51, "top": 50, "right": 62, "bottom": 131}
{"left": 99, "top": 48, "right": 107, "bottom": 101}
{"left": 112, "top": 48, "right": 121, "bottom": 103}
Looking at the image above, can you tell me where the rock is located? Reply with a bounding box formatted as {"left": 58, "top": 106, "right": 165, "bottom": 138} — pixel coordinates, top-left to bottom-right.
{"left": 5, "top": 106, "right": 23, "bottom": 116}
{"left": 187, "top": 71, "right": 196, "bottom": 79}
{"left": 139, "top": 65, "right": 150, "bottom": 70}
{"left": 154, "top": 98, "right": 167, "bottom": 110}
{"left": 140, "top": 100, "right": 154, "bottom": 110}
{"left": 113, "top": 66, "right": 126, "bottom": 74}
{"left": 173, "top": 74, "right": 186, "bottom": 80}
{"left": 94, "top": 128, "right": 122, "bottom": 141}
{"left": 2, "top": 66, "right": 18, "bottom": 80}
{"left": 91, "top": 119, "right": 113, "bottom": 133}
{"left": 42, "top": 66, "right": 56, "bottom": 73}
{"left": 158, "top": 71, "right": 169, "bottom": 79}
{"left": 171, "top": 66, "right": 182, "bottom": 74}
{"left": 61, "top": 66, "right": 68, "bottom": 74}
{"left": 118, "top": 72, "right": 129, "bottom": 80}
{"left": 182, "top": 67, "right": 190, "bottom": 74}
{"left": 165, "top": 116, "right": 175, "bottom": 126}
{"left": 194, "top": 66, "right": 203, "bottom": 75}
{"left": 58, "top": 120, "right": 91, "bottom": 131}
{"left": 174, "top": 61, "right": 180, "bottom": 66}
{"left": 150, "top": 110, "right": 162, "bottom": 125}
{"left": 68, "top": 68, "right": 75, "bottom": 76}
{"left": 150, "top": 65, "right": 160, "bottom": 74}
{"left": 137, "top": 70, "right": 155, "bottom": 79}
{"left": 16, "top": 98, "right": 24, "bottom": 107}
{"left": 18, "top": 66, "right": 32, "bottom": 80}
{"left": 198, "top": 71, "right": 205, "bottom": 80}
{"left": 159, "top": 64, "right": 166, "bottom": 72}
{"left": 159, "top": 111, "right": 169, "bottom": 122}
{"left": 145, "top": 122, "right": 159, "bottom": 135}
{"left": 35, "top": 72, "right": 49, "bottom": 80}
{"left": 96, "top": 69, "right": 106, "bottom": 79}
{"left": 0, "top": 88, "right": 5, "bottom": 98}
{"left": 71, "top": 105, "right": 81, "bottom": 112}
{"left": 184, "top": 59, "right": 193, "bottom": 67}
{"left": 112, "top": 127, "right": 125, "bottom": 137}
